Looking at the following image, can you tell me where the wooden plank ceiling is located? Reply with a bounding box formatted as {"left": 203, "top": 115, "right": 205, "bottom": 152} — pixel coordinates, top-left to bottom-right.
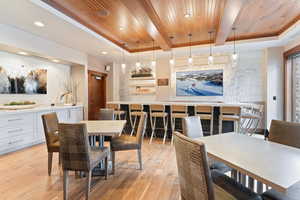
{"left": 42, "top": 0, "right": 300, "bottom": 52}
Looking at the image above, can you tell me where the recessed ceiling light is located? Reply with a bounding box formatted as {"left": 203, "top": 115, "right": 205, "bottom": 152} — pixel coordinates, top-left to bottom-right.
{"left": 184, "top": 13, "right": 191, "bottom": 18}
{"left": 18, "top": 51, "right": 28, "bottom": 55}
{"left": 52, "top": 59, "right": 60, "bottom": 63}
{"left": 102, "top": 51, "right": 108, "bottom": 55}
{"left": 34, "top": 21, "right": 45, "bottom": 27}
{"left": 119, "top": 27, "right": 124, "bottom": 31}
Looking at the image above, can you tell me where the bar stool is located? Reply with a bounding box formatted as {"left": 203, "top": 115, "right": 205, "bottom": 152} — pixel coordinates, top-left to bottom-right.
{"left": 241, "top": 104, "right": 264, "bottom": 135}
{"left": 129, "top": 104, "right": 144, "bottom": 136}
{"left": 106, "top": 103, "right": 126, "bottom": 120}
{"left": 171, "top": 104, "right": 188, "bottom": 144}
{"left": 194, "top": 105, "right": 214, "bottom": 135}
{"left": 149, "top": 104, "right": 168, "bottom": 144}
{"left": 219, "top": 106, "right": 241, "bottom": 134}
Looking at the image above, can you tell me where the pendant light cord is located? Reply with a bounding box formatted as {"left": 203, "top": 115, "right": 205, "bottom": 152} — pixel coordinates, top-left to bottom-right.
{"left": 189, "top": 33, "right": 192, "bottom": 57}
{"left": 233, "top": 28, "right": 236, "bottom": 54}
{"left": 209, "top": 31, "right": 212, "bottom": 56}
{"left": 152, "top": 40, "right": 155, "bottom": 61}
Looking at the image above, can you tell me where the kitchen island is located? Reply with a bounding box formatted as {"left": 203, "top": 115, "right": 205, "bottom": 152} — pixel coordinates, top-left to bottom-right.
{"left": 107, "top": 101, "right": 262, "bottom": 136}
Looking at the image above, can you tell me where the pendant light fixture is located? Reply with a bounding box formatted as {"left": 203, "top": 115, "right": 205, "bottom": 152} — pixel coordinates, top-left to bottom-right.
{"left": 232, "top": 27, "right": 238, "bottom": 61}
{"left": 121, "top": 43, "right": 126, "bottom": 69}
{"left": 188, "top": 33, "right": 193, "bottom": 65}
{"left": 169, "top": 36, "right": 175, "bottom": 65}
{"left": 151, "top": 40, "right": 156, "bottom": 67}
{"left": 208, "top": 30, "right": 214, "bottom": 65}
{"left": 136, "top": 41, "right": 141, "bottom": 68}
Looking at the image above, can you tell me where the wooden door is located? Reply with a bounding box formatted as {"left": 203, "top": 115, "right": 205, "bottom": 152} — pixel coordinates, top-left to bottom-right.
{"left": 88, "top": 70, "right": 106, "bottom": 120}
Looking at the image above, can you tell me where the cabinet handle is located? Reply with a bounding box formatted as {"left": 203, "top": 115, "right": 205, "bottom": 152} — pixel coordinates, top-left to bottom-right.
{"left": 8, "top": 118, "right": 22, "bottom": 122}
{"left": 8, "top": 128, "right": 23, "bottom": 133}
{"left": 8, "top": 139, "right": 24, "bottom": 145}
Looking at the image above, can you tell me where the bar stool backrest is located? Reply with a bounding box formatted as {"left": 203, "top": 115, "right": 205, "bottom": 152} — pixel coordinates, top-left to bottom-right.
{"left": 130, "top": 104, "right": 143, "bottom": 111}
{"left": 107, "top": 103, "right": 119, "bottom": 110}
{"left": 221, "top": 106, "right": 241, "bottom": 115}
{"left": 150, "top": 104, "right": 165, "bottom": 112}
{"left": 171, "top": 105, "right": 187, "bottom": 113}
{"left": 195, "top": 105, "right": 213, "bottom": 114}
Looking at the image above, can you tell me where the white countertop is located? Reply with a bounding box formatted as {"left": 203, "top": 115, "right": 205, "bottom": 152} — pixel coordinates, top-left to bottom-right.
{"left": 0, "top": 104, "right": 83, "bottom": 116}
{"left": 107, "top": 101, "right": 257, "bottom": 107}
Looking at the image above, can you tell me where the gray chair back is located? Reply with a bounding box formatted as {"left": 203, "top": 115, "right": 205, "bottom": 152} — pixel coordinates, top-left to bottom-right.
{"left": 173, "top": 132, "right": 215, "bottom": 200}
{"left": 136, "top": 112, "right": 147, "bottom": 145}
{"left": 59, "top": 123, "right": 91, "bottom": 171}
{"left": 99, "top": 108, "right": 114, "bottom": 120}
{"left": 182, "top": 116, "right": 203, "bottom": 139}
{"left": 269, "top": 120, "right": 300, "bottom": 149}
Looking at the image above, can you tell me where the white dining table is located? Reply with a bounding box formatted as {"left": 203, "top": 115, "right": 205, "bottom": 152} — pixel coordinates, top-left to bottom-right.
{"left": 196, "top": 133, "right": 300, "bottom": 193}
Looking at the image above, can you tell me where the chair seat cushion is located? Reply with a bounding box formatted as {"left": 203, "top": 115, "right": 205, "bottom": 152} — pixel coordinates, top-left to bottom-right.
{"left": 48, "top": 141, "right": 60, "bottom": 152}
{"left": 151, "top": 112, "right": 168, "bottom": 118}
{"left": 221, "top": 115, "right": 240, "bottom": 121}
{"left": 110, "top": 135, "right": 140, "bottom": 151}
{"left": 209, "top": 158, "right": 231, "bottom": 174}
{"left": 114, "top": 110, "right": 126, "bottom": 115}
{"left": 211, "top": 170, "right": 262, "bottom": 200}
{"left": 172, "top": 113, "right": 189, "bottom": 118}
{"left": 241, "top": 113, "right": 260, "bottom": 119}
{"left": 197, "top": 114, "right": 212, "bottom": 120}
{"left": 131, "top": 111, "right": 143, "bottom": 116}
{"left": 90, "top": 146, "right": 109, "bottom": 169}
{"left": 262, "top": 181, "right": 300, "bottom": 200}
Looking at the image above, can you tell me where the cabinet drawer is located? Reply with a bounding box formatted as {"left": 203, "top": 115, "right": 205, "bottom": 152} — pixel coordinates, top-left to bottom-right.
{"left": 0, "top": 126, "right": 34, "bottom": 140}
{"left": 0, "top": 134, "right": 34, "bottom": 153}
{"left": 0, "top": 113, "right": 34, "bottom": 128}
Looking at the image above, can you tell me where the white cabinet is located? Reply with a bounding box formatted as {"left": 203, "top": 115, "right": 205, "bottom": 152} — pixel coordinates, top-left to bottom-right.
{"left": 69, "top": 107, "right": 84, "bottom": 123}
{"left": 0, "top": 113, "right": 35, "bottom": 154}
{"left": 0, "top": 106, "right": 84, "bottom": 155}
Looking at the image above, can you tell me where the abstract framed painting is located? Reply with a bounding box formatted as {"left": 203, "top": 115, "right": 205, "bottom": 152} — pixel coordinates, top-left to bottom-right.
{"left": 0, "top": 67, "right": 47, "bottom": 94}
{"left": 176, "top": 69, "right": 223, "bottom": 96}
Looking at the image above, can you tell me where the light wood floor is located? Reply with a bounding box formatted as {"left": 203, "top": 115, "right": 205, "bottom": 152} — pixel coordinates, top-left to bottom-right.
{"left": 0, "top": 139, "right": 180, "bottom": 200}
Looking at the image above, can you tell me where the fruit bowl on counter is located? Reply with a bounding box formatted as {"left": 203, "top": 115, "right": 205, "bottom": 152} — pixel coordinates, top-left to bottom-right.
{"left": 0, "top": 101, "right": 37, "bottom": 110}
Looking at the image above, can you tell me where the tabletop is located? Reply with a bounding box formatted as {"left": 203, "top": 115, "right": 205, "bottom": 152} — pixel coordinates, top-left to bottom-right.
{"left": 196, "top": 133, "right": 300, "bottom": 193}
{"left": 80, "top": 120, "right": 126, "bottom": 136}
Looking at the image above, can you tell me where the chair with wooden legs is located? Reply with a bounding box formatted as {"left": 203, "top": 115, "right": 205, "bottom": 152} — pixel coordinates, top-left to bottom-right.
{"left": 110, "top": 112, "right": 147, "bottom": 174}
{"left": 194, "top": 105, "right": 214, "bottom": 135}
{"left": 173, "top": 132, "right": 262, "bottom": 200}
{"left": 59, "top": 123, "right": 109, "bottom": 200}
{"left": 129, "top": 104, "right": 144, "bottom": 136}
{"left": 106, "top": 103, "right": 126, "bottom": 120}
{"left": 170, "top": 104, "right": 188, "bottom": 144}
{"left": 41, "top": 112, "right": 60, "bottom": 176}
{"left": 219, "top": 106, "right": 241, "bottom": 134}
{"left": 149, "top": 104, "right": 168, "bottom": 144}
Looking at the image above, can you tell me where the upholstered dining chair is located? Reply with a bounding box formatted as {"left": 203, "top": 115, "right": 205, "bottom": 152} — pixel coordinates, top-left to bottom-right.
{"left": 59, "top": 123, "right": 109, "bottom": 200}
{"left": 268, "top": 119, "right": 300, "bottom": 148}
{"left": 182, "top": 116, "right": 231, "bottom": 173}
{"left": 41, "top": 112, "right": 60, "bottom": 176}
{"left": 261, "top": 120, "right": 300, "bottom": 200}
{"left": 173, "top": 132, "right": 262, "bottom": 200}
{"left": 110, "top": 112, "right": 147, "bottom": 174}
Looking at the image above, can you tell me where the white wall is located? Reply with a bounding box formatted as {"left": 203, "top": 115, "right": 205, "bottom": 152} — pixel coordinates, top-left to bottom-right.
{"left": 0, "top": 50, "right": 71, "bottom": 105}
{"left": 264, "top": 47, "right": 284, "bottom": 128}
{"left": 118, "top": 50, "right": 265, "bottom": 104}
